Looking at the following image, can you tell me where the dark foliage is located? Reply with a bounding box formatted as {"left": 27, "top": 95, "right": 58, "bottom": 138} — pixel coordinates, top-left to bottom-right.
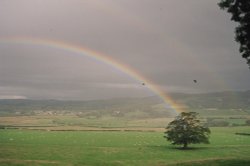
{"left": 218, "top": 0, "right": 250, "bottom": 66}
{"left": 235, "top": 132, "right": 250, "bottom": 136}
{"left": 246, "top": 119, "right": 250, "bottom": 125}
{"left": 164, "top": 112, "right": 210, "bottom": 149}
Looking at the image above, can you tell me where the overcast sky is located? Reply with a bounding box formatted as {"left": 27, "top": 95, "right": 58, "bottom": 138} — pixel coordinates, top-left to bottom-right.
{"left": 0, "top": 0, "right": 250, "bottom": 100}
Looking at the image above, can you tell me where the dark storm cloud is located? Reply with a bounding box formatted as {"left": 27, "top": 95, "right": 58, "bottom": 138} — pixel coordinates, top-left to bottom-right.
{"left": 0, "top": 0, "right": 249, "bottom": 100}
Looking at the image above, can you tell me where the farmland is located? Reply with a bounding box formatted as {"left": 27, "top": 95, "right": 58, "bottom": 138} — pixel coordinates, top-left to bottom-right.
{"left": 0, "top": 93, "right": 250, "bottom": 165}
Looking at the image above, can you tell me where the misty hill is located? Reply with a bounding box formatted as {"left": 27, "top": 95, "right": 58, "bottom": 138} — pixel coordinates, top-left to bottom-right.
{"left": 0, "top": 91, "right": 250, "bottom": 117}
{"left": 0, "top": 97, "right": 168, "bottom": 117}
{"left": 170, "top": 90, "right": 250, "bottom": 110}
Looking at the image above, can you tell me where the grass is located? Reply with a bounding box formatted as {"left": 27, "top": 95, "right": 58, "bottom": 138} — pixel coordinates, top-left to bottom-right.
{"left": 0, "top": 127, "right": 250, "bottom": 165}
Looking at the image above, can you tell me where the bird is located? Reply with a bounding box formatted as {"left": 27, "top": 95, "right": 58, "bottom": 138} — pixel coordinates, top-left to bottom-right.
{"left": 193, "top": 80, "right": 197, "bottom": 83}
{"left": 142, "top": 83, "right": 145, "bottom": 86}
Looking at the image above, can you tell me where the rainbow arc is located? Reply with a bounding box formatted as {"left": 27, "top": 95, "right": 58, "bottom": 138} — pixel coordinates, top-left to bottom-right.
{"left": 0, "top": 37, "right": 185, "bottom": 113}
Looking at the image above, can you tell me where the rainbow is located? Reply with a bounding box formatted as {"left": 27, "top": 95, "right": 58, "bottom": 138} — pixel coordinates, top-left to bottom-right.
{"left": 0, "top": 37, "right": 185, "bottom": 113}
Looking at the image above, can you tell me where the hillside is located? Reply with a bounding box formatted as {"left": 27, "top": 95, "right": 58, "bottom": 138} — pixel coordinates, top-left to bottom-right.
{"left": 0, "top": 97, "right": 171, "bottom": 117}
{"left": 0, "top": 91, "right": 250, "bottom": 129}
{"left": 171, "top": 90, "right": 250, "bottom": 110}
{"left": 0, "top": 91, "right": 250, "bottom": 117}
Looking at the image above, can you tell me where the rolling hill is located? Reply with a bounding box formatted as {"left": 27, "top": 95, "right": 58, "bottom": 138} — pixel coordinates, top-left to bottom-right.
{"left": 0, "top": 91, "right": 249, "bottom": 117}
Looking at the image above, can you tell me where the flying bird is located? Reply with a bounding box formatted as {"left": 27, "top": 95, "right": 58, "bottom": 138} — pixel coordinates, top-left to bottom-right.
{"left": 193, "top": 80, "right": 197, "bottom": 83}
{"left": 142, "top": 83, "right": 145, "bottom": 86}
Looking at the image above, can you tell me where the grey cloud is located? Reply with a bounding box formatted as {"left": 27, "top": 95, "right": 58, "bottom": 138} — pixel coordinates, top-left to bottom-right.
{"left": 0, "top": 0, "right": 249, "bottom": 100}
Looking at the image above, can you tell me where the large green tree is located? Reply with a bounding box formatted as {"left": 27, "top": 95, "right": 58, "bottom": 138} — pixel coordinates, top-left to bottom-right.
{"left": 218, "top": 0, "right": 250, "bottom": 66}
{"left": 164, "top": 112, "right": 210, "bottom": 149}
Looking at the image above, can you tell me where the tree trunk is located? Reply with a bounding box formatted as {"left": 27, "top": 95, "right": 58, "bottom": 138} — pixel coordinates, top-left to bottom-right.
{"left": 183, "top": 142, "right": 188, "bottom": 149}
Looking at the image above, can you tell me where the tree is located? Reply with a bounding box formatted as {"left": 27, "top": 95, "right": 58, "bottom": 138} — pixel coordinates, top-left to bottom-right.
{"left": 164, "top": 112, "right": 210, "bottom": 149}
{"left": 218, "top": 0, "right": 250, "bottom": 66}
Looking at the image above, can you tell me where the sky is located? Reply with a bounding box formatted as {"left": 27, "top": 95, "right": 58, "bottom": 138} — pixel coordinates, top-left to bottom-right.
{"left": 0, "top": 0, "right": 250, "bottom": 100}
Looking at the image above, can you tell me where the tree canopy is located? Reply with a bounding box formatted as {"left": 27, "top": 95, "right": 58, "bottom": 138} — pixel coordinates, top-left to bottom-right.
{"left": 164, "top": 112, "right": 210, "bottom": 149}
{"left": 218, "top": 0, "right": 250, "bottom": 66}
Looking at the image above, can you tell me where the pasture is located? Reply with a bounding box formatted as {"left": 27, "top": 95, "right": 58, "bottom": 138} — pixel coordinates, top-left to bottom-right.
{"left": 0, "top": 127, "right": 250, "bottom": 165}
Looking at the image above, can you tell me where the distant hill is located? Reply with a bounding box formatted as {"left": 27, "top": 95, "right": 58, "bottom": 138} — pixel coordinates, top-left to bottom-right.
{"left": 169, "top": 90, "right": 250, "bottom": 110}
{"left": 0, "top": 91, "right": 249, "bottom": 117}
{"left": 0, "top": 97, "right": 169, "bottom": 117}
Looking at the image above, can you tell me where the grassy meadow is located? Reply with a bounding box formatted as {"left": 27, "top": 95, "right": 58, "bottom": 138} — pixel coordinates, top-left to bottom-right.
{"left": 0, "top": 96, "right": 250, "bottom": 165}
{"left": 0, "top": 127, "right": 250, "bottom": 166}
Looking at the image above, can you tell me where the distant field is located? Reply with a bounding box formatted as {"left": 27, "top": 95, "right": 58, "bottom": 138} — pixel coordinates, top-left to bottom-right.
{"left": 0, "top": 115, "right": 174, "bottom": 130}
{"left": 0, "top": 127, "right": 250, "bottom": 165}
{"left": 1, "top": 113, "right": 249, "bottom": 132}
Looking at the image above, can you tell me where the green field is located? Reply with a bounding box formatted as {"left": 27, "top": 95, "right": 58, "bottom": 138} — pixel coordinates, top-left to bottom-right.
{"left": 0, "top": 97, "right": 250, "bottom": 165}
{"left": 1, "top": 127, "right": 250, "bottom": 166}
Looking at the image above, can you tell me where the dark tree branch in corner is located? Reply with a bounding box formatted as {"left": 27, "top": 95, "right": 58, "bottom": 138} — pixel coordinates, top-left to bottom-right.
{"left": 218, "top": 0, "right": 250, "bottom": 67}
